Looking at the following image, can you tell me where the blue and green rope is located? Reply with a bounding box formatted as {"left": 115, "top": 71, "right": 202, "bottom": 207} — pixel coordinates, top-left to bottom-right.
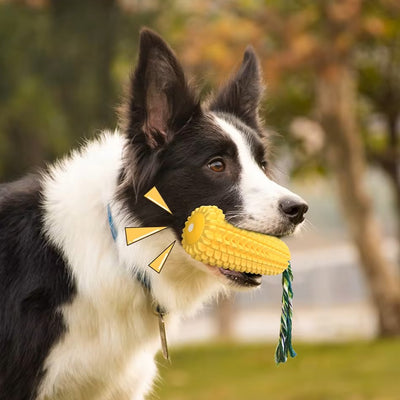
{"left": 275, "top": 261, "right": 296, "bottom": 364}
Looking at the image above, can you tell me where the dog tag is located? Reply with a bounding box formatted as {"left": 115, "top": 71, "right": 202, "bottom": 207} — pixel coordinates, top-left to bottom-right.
{"left": 157, "top": 311, "right": 170, "bottom": 361}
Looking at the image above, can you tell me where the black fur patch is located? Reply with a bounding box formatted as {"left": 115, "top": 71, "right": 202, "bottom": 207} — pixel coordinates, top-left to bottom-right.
{"left": 0, "top": 175, "right": 76, "bottom": 400}
{"left": 120, "top": 28, "right": 201, "bottom": 197}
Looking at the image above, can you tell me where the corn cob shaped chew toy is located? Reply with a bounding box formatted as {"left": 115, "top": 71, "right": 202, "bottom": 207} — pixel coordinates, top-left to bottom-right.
{"left": 182, "top": 205, "right": 296, "bottom": 364}
{"left": 182, "top": 206, "right": 290, "bottom": 275}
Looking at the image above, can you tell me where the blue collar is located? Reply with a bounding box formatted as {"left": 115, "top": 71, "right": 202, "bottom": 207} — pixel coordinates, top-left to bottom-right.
{"left": 107, "top": 204, "right": 118, "bottom": 241}
{"left": 107, "top": 204, "right": 152, "bottom": 292}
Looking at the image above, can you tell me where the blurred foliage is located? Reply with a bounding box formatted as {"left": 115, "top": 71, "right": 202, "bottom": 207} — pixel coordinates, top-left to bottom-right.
{"left": 151, "top": 340, "right": 400, "bottom": 400}
{"left": 0, "top": 0, "right": 156, "bottom": 180}
{"left": 0, "top": 0, "right": 399, "bottom": 184}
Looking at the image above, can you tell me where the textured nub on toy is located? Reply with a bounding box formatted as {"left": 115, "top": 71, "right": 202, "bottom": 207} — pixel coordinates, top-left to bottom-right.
{"left": 182, "top": 206, "right": 291, "bottom": 276}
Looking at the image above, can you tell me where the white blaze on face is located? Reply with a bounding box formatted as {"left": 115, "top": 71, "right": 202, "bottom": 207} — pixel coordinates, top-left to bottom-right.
{"left": 214, "top": 116, "right": 304, "bottom": 235}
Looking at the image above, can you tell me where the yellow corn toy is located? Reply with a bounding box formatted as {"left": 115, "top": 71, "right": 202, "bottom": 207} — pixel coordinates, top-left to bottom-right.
{"left": 182, "top": 205, "right": 290, "bottom": 275}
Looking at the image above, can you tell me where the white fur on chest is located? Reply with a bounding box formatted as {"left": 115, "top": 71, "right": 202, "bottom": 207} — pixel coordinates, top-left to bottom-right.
{"left": 38, "top": 281, "right": 164, "bottom": 400}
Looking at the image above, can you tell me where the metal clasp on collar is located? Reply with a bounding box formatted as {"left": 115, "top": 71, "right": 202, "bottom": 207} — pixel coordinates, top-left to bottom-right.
{"left": 153, "top": 303, "right": 170, "bottom": 361}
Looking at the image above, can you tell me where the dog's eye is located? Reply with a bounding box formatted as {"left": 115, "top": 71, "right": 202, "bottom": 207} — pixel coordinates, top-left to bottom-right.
{"left": 260, "top": 161, "right": 268, "bottom": 171}
{"left": 208, "top": 158, "right": 225, "bottom": 173}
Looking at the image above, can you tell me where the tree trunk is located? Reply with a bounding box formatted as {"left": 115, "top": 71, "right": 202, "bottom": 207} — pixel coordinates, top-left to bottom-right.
{"left": 381, "top": 113, "right": 400, "bottom": 252}
{"left": 316, "top": 65, "right": 400, "bottom": 336}
{"left": 376, "top": 150, "right": 400, "bottom": 254}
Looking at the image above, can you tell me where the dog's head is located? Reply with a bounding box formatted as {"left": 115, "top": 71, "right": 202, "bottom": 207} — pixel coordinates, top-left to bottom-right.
{"left": 118, "top": 29, "right": 307, "bottom": 289}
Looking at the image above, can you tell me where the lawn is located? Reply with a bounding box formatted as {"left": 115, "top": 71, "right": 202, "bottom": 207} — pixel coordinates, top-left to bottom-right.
{"left": 149, "top": 340, "right": 400, "bottom": 400}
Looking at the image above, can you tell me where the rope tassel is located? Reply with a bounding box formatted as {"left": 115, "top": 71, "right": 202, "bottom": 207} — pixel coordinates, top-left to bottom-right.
{"left": 275, "top": 262, "right": 296, "bottom": 364}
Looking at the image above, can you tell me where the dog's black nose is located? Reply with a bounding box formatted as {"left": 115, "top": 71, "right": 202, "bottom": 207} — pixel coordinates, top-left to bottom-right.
{"left": 279, "top": 197, "right": 309, "bottom": 224}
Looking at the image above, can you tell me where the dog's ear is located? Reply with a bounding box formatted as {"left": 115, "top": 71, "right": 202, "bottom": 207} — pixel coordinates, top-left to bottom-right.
{"left": 210, "top": 47, "right": 263, "bottom": 131}
{"left": 123, "top": 28, "right": 199, "bottom": 149}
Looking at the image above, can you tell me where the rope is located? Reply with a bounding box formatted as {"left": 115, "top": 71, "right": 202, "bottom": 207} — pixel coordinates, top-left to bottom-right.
{"left": 275, "top": 261, "right": 296, "bottom": 364}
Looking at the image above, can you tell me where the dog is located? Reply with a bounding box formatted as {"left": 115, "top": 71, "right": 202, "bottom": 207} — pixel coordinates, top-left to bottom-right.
{"left": 0, "top": 28, "right": 308, "bottom": 400}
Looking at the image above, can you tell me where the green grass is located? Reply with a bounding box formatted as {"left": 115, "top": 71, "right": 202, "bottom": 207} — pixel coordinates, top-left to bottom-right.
{"left": 149, "top": 340, "right": 400, "bottom": 400}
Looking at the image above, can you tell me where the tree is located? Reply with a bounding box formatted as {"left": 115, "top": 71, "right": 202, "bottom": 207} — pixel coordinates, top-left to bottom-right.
{"left": 313, "top": 1, "right": 400, "bottom": 335}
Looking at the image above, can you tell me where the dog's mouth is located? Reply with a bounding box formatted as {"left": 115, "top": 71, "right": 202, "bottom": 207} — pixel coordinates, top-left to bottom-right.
{"left": 207, "top": 265, "right": 262, "bottom": 287}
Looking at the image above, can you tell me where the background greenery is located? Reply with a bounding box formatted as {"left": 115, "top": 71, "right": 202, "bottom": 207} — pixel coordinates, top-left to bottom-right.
{"left": 150, "top": 341, "right": 400, "bottom": 400}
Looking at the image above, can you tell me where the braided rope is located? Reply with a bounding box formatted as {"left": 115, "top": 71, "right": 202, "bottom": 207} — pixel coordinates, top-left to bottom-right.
{"left": 275, "top": 261, "right": 296, "bottom": 364}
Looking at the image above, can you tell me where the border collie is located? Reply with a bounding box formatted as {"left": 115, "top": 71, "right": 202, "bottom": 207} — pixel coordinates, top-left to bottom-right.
{"left": 0, "top": 29, "right": 308, "bottom": 400}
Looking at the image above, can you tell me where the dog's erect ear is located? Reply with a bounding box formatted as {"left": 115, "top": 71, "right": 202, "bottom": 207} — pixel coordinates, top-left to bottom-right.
{"left": 124, "top": 28, "right": 199, "bottom": 148}
{"left": 210, "top": 47, "right": 263, "bottom": 131}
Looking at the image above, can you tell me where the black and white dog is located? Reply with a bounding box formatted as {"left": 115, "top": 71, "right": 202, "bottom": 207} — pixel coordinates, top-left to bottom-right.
{"left": 0, "top": 29, "right": 308, "bottom": 400}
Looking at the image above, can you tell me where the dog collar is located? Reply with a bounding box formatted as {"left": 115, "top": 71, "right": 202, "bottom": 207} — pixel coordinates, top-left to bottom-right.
{"left": 107, "top": 204, "right": 118, "bottom": 241}
{"left": 107, "top": 204, "right": 170, "bottom": 360}
{"left": 107, "top": 204, "right": 151, "bottom": 290}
